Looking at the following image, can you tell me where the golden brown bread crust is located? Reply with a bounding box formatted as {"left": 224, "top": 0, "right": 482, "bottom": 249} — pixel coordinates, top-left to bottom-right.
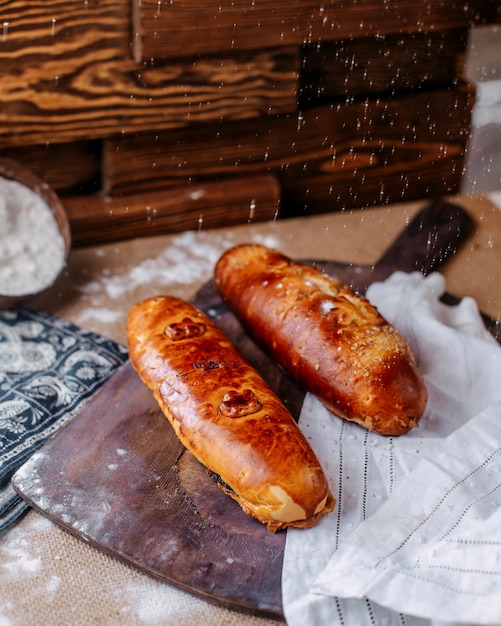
{"left": 127, "top": 295, "right": 334, "bottom": 532}
{"left": 214, "top": 244, "right": 427, "bottom": 436}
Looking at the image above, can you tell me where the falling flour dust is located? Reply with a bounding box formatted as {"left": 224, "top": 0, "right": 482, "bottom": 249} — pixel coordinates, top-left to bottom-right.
{"left": 0, "top": 176, "right": 65, "bottom": 297}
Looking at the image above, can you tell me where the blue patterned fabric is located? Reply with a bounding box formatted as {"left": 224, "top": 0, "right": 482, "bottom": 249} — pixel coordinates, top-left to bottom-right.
{"left": 0, "top": 307, "right": 128, "bottom": 530}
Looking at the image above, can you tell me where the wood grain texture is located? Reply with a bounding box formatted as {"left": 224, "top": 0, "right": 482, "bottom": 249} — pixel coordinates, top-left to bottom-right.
{"left": 300, "top": 29, "right": 468, "bottom": 104}
{"left": 280, "top": 87, "right": 473, "bottom": 214}
{"left": 0, "top": 46, "right": 298, "bottom": 148}
{"left": 0, "top": 0, "right": 130, "bottom": 64}
{"left": 0, "top": 141, "right": 101, "bottom": 194}
{"left": 104, "top": 87, "right": 472, "bottom": 217}
{"left": 0, "top": 0, "right": 130, "bottom": 148}
{"left": 63, "top": 174, "right": 281, "bottom": 247}
{"left": 134, "top": 0, "right": 498, "bottom": 60}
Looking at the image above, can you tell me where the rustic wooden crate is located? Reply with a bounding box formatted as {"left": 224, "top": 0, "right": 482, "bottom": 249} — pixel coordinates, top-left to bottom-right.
{"left": 299, "top": 29, "right": 469, "bottom": 104}
{"left": 0, "top": 1, "right": 497, "bottom": 245}
{"left": 1, "top": 142, "right": 101, "bottom": 194}
{"left": 63, "top": 175, "right": 281, "bottom": 247}
{"left": 0, "top": 47, "right": 299, "bottom": 148}
{"left": 103, "top": 86, "right": 472, "bottom": 217}
{"left": 133, "top": 0, "right": 498, "bottom": 60}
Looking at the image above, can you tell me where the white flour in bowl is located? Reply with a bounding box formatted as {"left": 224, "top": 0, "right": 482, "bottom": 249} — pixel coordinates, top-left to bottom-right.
{"left": 0, "top": 176, "right": 66, "bottom": 297}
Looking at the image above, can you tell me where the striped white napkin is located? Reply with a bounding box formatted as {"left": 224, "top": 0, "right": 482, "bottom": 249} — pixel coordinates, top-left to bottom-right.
{"left": 282, "top": 271, "right": 501, "bottom": 626}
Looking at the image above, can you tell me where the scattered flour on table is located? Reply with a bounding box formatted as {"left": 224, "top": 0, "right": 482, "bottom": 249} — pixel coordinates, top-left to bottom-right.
{"left": 115, "top": 578, "right": 255, "bottom": 626}
{"left": 46, "top": 574, "right": 61, "bottom": 594}
{"left": 1, "top": 538, "right": 42, "bottom": 577}
{"left": 0, "top": 177, "right": 66, "bottom": 296}
{"left": 76, "top": 229, "right": 282, "bottom": 328}
{"left": 0, "top": 514, "right": 53, "bottom": 579}
{"left": 0, "top": 610, "right": 13, "bottom": 626}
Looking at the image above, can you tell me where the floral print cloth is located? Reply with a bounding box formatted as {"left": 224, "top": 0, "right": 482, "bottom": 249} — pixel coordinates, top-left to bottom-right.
{"left": 0, "top": 307, "right": 127, "bottom": 531}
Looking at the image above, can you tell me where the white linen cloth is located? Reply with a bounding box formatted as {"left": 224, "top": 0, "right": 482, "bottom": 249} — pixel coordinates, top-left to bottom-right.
{"left": 282, "top": 271, "right": 501, "bottom": 626}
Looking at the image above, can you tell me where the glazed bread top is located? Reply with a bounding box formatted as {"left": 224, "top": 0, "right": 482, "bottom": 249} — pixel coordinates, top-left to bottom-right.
{"left": 214, "top": 244, "right": 427, "bottom": 436}
{"left": 127, "top": 295, "right": 333, "bottom": 531}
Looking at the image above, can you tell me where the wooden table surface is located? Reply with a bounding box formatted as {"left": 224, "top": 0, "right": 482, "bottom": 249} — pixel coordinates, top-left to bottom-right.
{"left": 1, "top": 194, "right": 500, "bottom": 626}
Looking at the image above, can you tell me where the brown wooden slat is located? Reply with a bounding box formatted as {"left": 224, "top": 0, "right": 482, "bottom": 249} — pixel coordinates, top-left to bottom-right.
{"left": 300, "top": 29, "right": 468, "bottom": 105}
{"left": 103, "top": 117, "right": 290, "bottom": 195}
{"left": 0, "top": 47, "right": 298, "bottom": 149}
{"left": 134, "top": 0, "right": 498, "bottom": 61}
{"left": 0, "top": 1, "right": 131, "bottom": 72}
{"left": 0, "top": 142, "right": 101, "bottom": 194}
{"left": 0, "top": 0, "right": 130, "bottom": 149}
{"left": 63, "top": 175, "right": 281, "bottom": 247}
{"left": 104, "top": 86, "right": 472, "bottom": 216}
{"left": 280, "top": 88, "right": 473, "bottom": 214}
{"left": 282, "top": 139, "right": 466, "bottom": 214}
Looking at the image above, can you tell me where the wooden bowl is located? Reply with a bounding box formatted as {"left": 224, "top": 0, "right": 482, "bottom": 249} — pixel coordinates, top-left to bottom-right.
{"left": 0, "top": 157, "right": 71, "bottom": 309}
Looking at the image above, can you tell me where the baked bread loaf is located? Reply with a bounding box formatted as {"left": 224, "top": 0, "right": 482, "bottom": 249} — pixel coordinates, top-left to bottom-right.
{"left": 214, "top": 244, "right": 427, "bottom": 436}
{"left": 127, "top": 295, "right": 334, "bottom": 532}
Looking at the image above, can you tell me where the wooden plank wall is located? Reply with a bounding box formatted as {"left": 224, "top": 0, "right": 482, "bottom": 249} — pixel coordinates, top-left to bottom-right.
{"left": 0, "top": 0, "right": 498, "bottom": 246}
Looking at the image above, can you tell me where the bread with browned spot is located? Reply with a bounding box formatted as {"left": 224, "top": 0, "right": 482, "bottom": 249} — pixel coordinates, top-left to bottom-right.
{"left": 214, "top": 244, "right": 427, "bottom": 436}
{"left": 127, "top": 295, "right": 334, "bottom": 532}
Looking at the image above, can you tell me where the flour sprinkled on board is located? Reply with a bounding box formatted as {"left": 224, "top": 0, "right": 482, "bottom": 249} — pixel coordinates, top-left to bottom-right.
{"left": 0, "top": 177, "right": 66, "bottom": 297}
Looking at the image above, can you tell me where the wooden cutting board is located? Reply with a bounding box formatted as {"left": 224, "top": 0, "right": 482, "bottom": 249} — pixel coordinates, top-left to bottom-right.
{"left": 14, "top": 201, "right": 497, "bottom": 619}
{"left": 12, "top": 267, "right": 304, "bottom": 617}
{"left": 12, "top": 357, "right": 286, "bottom": 618}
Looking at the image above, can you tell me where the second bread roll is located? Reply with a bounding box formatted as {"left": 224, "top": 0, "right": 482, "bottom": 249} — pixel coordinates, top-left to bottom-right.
{"left": 214, "top": 244, "right": 427, "bottom": 436}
